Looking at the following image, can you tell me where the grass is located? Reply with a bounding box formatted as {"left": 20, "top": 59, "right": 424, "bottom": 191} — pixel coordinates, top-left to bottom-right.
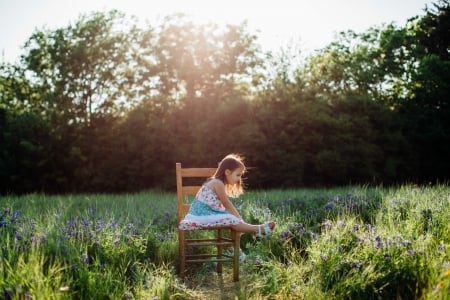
{"left": 0, "top": 185, "right": 449, "bottom": 299}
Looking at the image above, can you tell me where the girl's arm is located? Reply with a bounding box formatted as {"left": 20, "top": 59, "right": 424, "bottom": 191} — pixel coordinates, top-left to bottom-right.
{"left": 208, "top": 180, "right": 242, "bottom": 220}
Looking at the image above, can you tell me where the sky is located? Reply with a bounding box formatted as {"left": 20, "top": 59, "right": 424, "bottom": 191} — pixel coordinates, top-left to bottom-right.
{"left": 0, "top": 0, "right": 435, "bottom": 64}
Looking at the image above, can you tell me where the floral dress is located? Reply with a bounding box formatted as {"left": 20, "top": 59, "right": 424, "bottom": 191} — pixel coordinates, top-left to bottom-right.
{"left": 179, "top": 185, "right": 242, "bottom": 230}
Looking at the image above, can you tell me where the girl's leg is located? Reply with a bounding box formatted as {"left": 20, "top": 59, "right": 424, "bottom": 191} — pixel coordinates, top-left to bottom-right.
{"left": 231, "top": 221, "right": 275, "bottom": 234}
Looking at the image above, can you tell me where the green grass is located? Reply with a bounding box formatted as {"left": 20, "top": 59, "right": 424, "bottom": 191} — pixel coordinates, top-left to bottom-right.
{"left": 0, "top": 185, "right": 449, "bottom": 299}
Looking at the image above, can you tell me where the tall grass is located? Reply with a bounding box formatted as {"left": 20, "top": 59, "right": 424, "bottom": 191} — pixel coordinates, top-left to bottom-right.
{"left": 0, "top": 185, "right": 449, "bottom": 299}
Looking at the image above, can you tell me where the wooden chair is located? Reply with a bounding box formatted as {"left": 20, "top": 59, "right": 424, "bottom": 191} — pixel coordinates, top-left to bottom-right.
{"left": 176, "top": 162, "right": 240, "bottom": 282}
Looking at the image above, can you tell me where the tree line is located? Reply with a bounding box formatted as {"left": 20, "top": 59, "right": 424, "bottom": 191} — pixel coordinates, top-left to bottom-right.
{"left": 1, "top": 1, "right": 449, "bottom": 194}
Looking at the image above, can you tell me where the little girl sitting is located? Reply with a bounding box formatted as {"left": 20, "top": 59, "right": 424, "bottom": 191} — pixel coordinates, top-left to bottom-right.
{"left": 179, "top": 154, "right": 275, "bottom": 237}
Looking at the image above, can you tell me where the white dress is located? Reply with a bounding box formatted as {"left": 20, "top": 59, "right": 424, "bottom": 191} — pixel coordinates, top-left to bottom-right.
{"left": 179, "top": 185, "right": 242, "bottom": 230}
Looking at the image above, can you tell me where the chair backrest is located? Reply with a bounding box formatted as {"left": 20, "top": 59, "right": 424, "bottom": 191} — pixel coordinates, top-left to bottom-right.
{"left": 176, "top": 163, "right": 216, "bottom": 223}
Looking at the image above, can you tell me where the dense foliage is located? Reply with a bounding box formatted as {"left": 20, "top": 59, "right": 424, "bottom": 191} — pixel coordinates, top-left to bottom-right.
{"left": 1, "top": 2, "right": 449, "bottom": 194}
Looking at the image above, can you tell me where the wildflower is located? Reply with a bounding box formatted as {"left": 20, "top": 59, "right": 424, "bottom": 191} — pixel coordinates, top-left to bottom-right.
{"left": 433, "top": 282, "right": 444, "bottom": 292}
{"left": 438, "top": 244, "right": 446, "bottom": 252}
{"left": 153, "top": 296, "right": 159, "bottom": 300}
{"left": 387, "top": 238, "right": 396, "bottom": 247}
{"left": 402, "top": 240, "right": 411, "bottom": 247}
{"left": 353, "top": 224, "right": 360, "bottom": 231}
{"left": 308, "top": 232, "right": 319, "bottom": 240}
{"left": 280, "top": 231, "right": 292, "bottom": 242}
{"left": 255, "top": 255, "right": 262, "bottom": 267}
{"left": 384, "top": 253, "right": 391, "bottom": 260}
{"left": 337, "top": 220, "right": 346, "bottom": 227}
{"left": 81, "top": 254, "right": 90, "bottom": 264}
{"left": 351, "top": 261, "right": 362, "bottom": 269}
{"left": 239, "top": 250, "right": 247, "bottom": 263}
{"left": 30, "top": 219, "right": 37, "bottom": 230}
{"left": 420, "top": 209, "right": 432, "bottom": 217}
{"left": 321, "top": 220, "right": 332, "bottom": 230}
{"left": 31, "top": 235, "right": 39, "bottom": 245}
{"left": 391, "top": 198, "right": 398, "bottom": 206}
{"left": 289, "top": 223, "right": 305, "bottom": 234}
{"left": 442, "top": 262, "right": 450, "bottom": 270}
{"left": 324, "top": 203, "right": 333, "bottom": 210}
{"left": 374, "top": 235, "right": 383, "bottom": 249}
{"left": 123, "top": 291, "right": 133, "bottom": 300}
{"left": 281, "top": 231, "right": 291, "bottom": 238}
{"left": 4, "top": 287, "right": 13, "bottom": 298}
{"left": 263, "top": 208, "right": 272, "bottom": 221}
{"left": 154, "top": 233, "right": 165, "bottom": 241}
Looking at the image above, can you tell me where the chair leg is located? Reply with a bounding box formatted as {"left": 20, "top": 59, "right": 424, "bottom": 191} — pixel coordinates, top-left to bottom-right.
{"left": 232, "top": 230, "right": 240, "bottom": 282}
{"left": 217, "top": 229, "right": 223, "bottom": 274}
{"left": 179, "top": 230, "right": 186, "bottom": 280}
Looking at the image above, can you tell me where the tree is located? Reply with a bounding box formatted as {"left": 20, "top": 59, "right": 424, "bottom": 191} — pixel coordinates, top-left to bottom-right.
{"left": 151, "top": 14, "right": 263, "bottom": 101}
{"left": 21, "top": 10, "right": 147, "bottom": 125}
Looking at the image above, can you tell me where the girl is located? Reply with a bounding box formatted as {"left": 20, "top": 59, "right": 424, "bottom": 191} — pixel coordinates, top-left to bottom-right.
{"left": 179, "top": 154, "right": 275, "bottom": 236}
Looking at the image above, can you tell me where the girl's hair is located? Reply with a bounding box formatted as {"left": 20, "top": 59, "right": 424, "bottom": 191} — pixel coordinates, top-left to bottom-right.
{"left": 213, "top": 154, "right": 246, "bottom": 198}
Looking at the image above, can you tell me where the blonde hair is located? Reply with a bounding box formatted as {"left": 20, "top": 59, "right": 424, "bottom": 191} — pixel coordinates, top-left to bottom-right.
{"left": 213, "top": 154, "right": 246, "bottom": 198}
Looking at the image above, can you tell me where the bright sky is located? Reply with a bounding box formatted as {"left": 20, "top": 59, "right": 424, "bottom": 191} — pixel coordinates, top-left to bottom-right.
{"left": 0, "top": 0, "right": 434, "bottom": 64}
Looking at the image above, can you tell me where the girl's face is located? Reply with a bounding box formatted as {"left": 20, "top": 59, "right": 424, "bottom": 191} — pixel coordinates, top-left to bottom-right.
{"left": 225, "top": 167, "right": 244, "bottom": 185}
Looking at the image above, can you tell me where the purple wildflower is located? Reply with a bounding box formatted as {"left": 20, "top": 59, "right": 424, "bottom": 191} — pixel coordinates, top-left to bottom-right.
{"left": 280, "top": 231, "right": 292, "bottom": 241}
{"left": 375, "top": 235, "right": 383, "bottom": 249}
{"left": 324, "top": 203, "right": 333, "bottom": 210}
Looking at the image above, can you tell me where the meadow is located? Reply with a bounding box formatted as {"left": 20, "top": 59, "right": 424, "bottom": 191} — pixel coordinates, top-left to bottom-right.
{"left": 1, "top": 185, "right": 449, "bottom": 299}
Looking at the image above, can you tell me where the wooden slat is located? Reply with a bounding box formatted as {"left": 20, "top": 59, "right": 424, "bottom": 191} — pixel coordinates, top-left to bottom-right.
{"left": 186, "top": 258, "right": 234, "bottom": 263}
{"left": 180, "top": 167, "right": 216, "bottom": 177}
{"left": 186, "top": 237, "right": 233, "bottom": 243}
{"left": 186, "top": 253, "right": 233, "bottom": 259}
{"left": 186, "top": 241, "right": 234, "bottom": 247}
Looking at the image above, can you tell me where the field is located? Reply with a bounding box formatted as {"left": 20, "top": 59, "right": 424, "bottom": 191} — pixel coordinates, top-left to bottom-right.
{"left": 1, "top": 185, "right": 449, "bottom": 299}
